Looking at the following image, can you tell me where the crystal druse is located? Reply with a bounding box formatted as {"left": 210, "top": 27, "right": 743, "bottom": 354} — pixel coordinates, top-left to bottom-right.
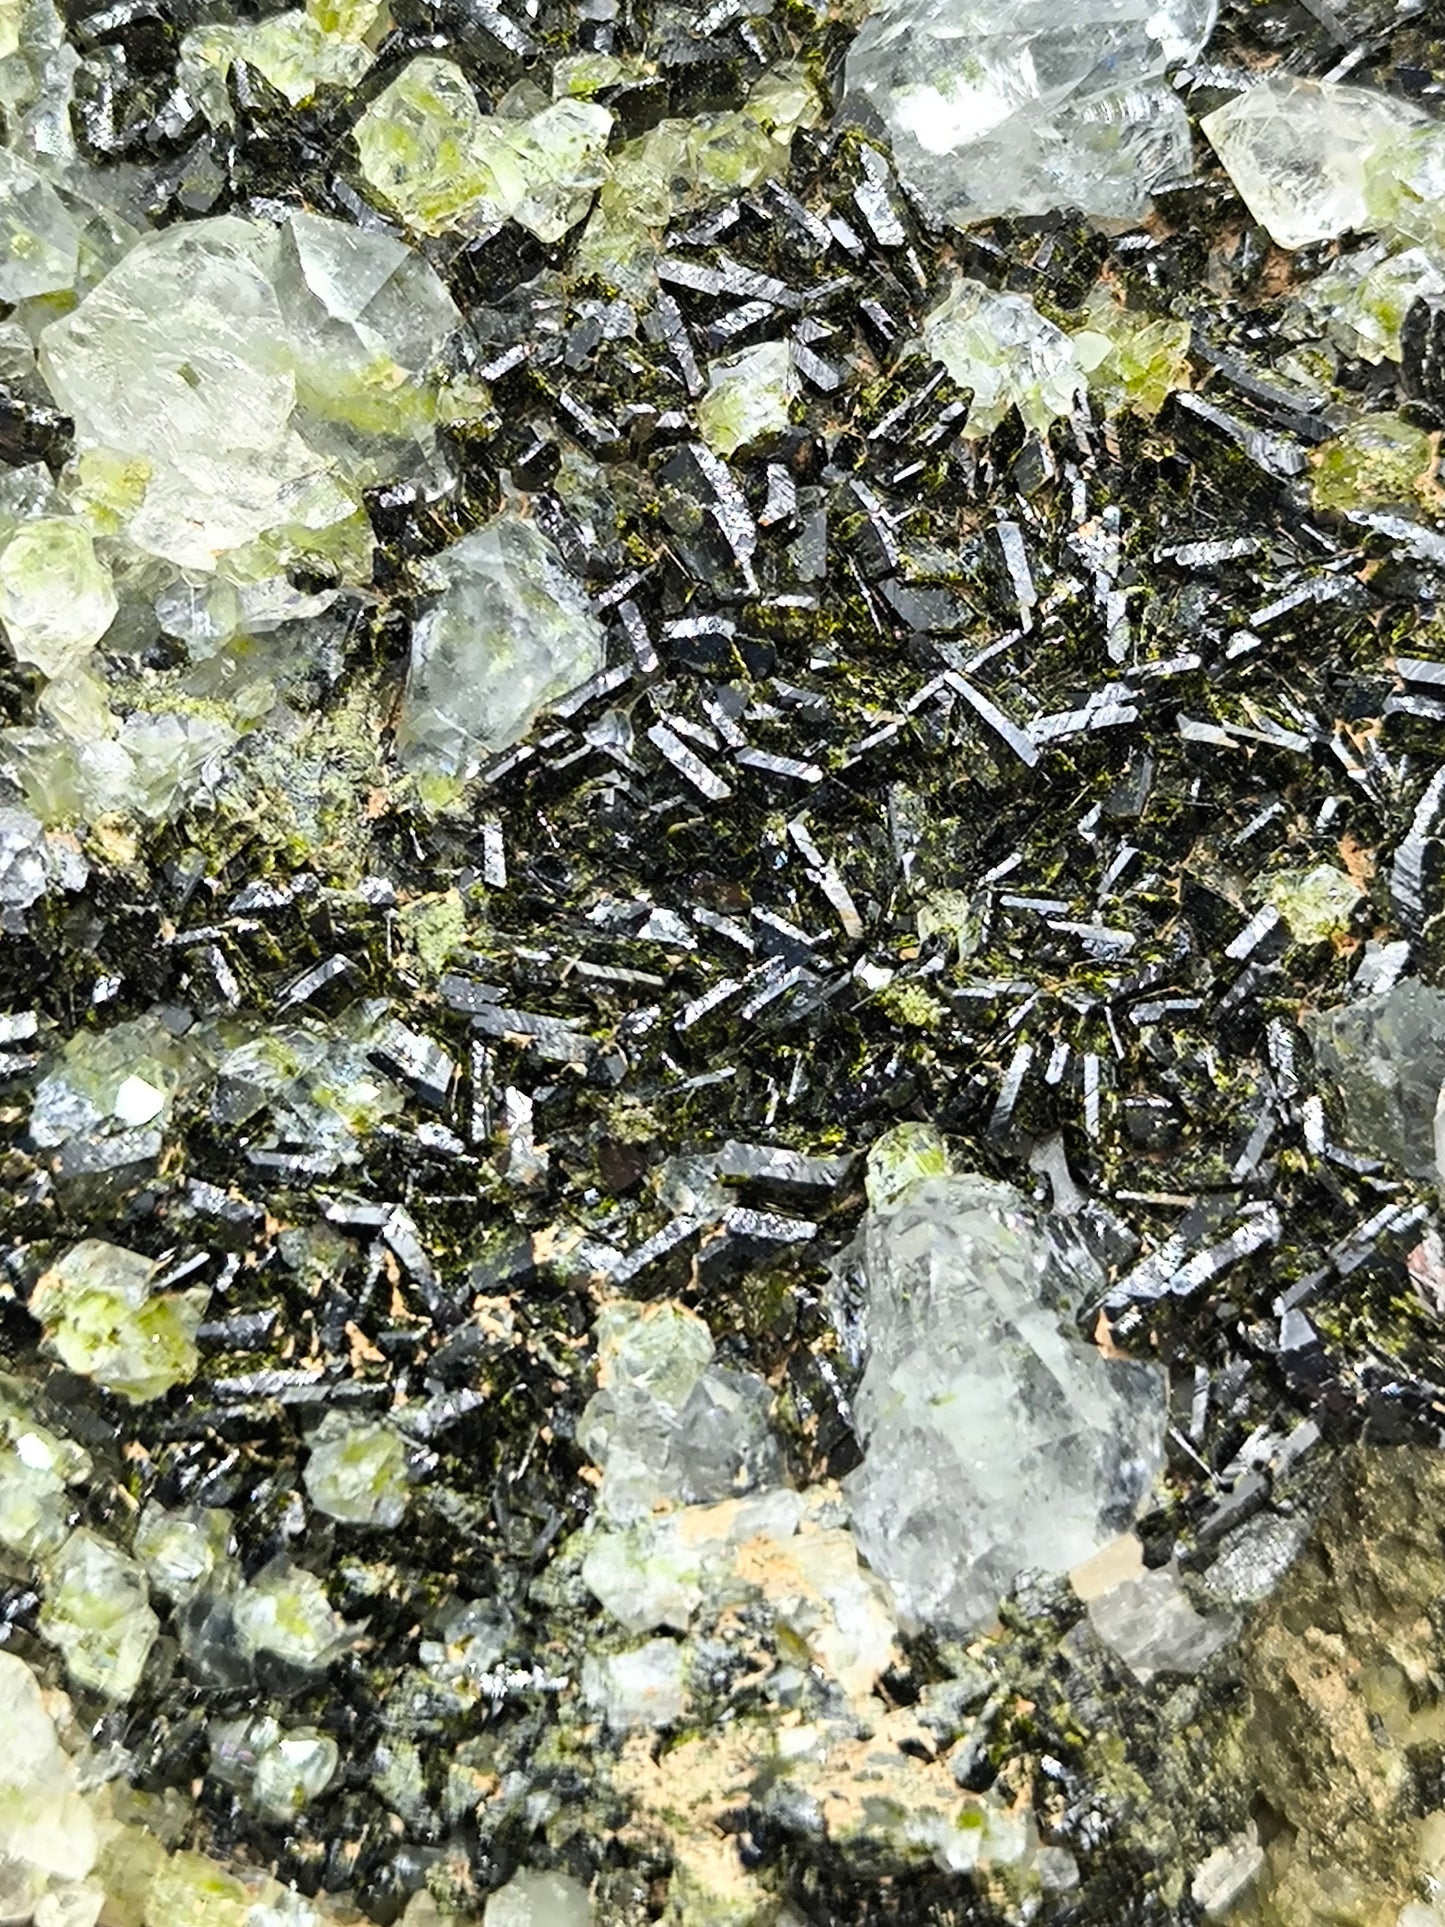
{"left": 1, "top": 0, "right": 1445, "bottom": 1916}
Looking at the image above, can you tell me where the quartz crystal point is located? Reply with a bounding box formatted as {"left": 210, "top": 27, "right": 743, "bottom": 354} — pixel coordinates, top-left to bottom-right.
{"left": 395, "top": 513, "right": 606, "bottom": 780}
{"left": 842, "top": 0, "right": 1217, "bottom": 224}
{"left": 841, "top": 1173, "right": 1165, "bottom": 1633}
{"left": 1201, "top": 76, "right": 1425, "bottom": 250}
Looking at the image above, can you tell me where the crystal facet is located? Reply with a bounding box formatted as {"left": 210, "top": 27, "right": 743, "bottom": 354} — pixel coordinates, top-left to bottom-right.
{"left": 843, "top": 0, "right": 1217, "bottom": 224}
{"left": 1201, "top": 76, "right": 1424, "bottom": 251}
{"left": 841, "top": 1173, "right": 1165, "bottom": 1633}
{"left": 395, "top": 513, "right": 606, "bottom": 782}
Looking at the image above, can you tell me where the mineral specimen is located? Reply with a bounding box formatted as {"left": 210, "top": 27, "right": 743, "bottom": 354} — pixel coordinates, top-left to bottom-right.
{"left": 232, "top": 1560, "right": 353, "bottom": 1670}
{"left": 394, "top": 513, "right": 607, "bottom": 782}
{"left": 842, "top": 1173, "right": 1165, "bottom": 1632}
{"left": 1201, "top": 76, "right": 1425, "bottom": 250}
{"left": 843, "top": 0, "right": 1217, "bottom": 224}
{"left": 31, "top": 1239, "right": 209, "bottom": 1402}
{"left": 209, "top": 1714, "right": 340, "bottom": 1821}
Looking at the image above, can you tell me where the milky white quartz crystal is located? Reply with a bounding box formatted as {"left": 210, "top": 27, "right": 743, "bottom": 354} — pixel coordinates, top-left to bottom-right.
{"left": 842, "top": 1172, "right": 1165, "bottom": 1632}
{"left": 843, "top": 0, "right": 1217, "bottom": 224}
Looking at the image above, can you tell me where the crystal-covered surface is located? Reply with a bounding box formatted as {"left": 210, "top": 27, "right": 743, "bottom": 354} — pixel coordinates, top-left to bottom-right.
{"left": 842, "top": 1173, "right": 1165, "bottom": 1632}
{"left": 843, "top": 0, "right": 1217, "bottom": 224}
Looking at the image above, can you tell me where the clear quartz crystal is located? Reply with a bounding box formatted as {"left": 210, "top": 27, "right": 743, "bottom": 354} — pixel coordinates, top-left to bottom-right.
{"left": 843, "top": 0, "right": 1217, "bottom": 224}
{"left": 303, "top": 1410, "right": 410, "bottom": 1527}
{"left": 31, "top": 1239, "right": 209, "bottom": 1403}
{"left": 394, "top": 513, "right": 606, "bottom": 781}
{"left": 841, "top": 1173, "right": 1165, "bottom": 1633}
{"left": 1201, "top": 75, "right": 1426, "bottom": 250}
{"left": 39, "top": 1529, "right": 159, "bottom": 1700}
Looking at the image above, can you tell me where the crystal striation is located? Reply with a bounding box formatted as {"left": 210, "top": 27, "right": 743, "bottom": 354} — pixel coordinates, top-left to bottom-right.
{"left": 1307, "top": 979, "right": 1445, "bottom": 1180}
{"left": 843, "top": 0, "right": 1217, "bottom": 224}
{"left": 842, "top": 1173, "right": 1165, "bottom": 1633}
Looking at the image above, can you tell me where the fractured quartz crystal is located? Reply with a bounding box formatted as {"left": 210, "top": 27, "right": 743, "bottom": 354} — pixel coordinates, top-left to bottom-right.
{"left": 394, "top": 512, "right": 607, "bottom": 782}
{"left": 1201, "top": 76, "right": 1425, "bottom": 251}
{"left": 1307, "top": 978, "right": 1445, "bottom": 1179}
{"left": 841, "top": 1173, "right": 1165, "bottom": 1633}
{"left": 842, "top": 0, "right": 1217, "bottom": 225}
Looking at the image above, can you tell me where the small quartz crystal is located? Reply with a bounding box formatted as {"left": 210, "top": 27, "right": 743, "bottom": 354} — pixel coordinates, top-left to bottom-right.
{"left": 1307, "top": 979, "right": 1445, "bottom": 1179}
{"left": 233, "top": 1559, "right": 353, "bottom": 1669}
{"left": 39, "top": 1528, "right": 159, "bottom": 1700}
{"left": 394, "top": 513, "right": 606, "bottom": 782}
{"left": 31, "top": 1239, "right": 209, "bottom": 1403}
{"left": 303, "top": 1410, "right": 410, "bottom": 1527}
{"left": 921, "top": 281, "right": 1085, "bottom": 437}
{"left": 698, "top": 340, "right": 797, "bottom": 456}
{"left": 0, "top": 517, "right": 116, "bottom": 677}
{"left": 355, "top": 57, "right": 611, "bottom": 241}
{"left": 482, "top": 1869, "right": 592, "bottom": 1927}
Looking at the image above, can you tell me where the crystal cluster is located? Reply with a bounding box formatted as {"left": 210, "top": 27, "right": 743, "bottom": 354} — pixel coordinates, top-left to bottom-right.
{"left": 355, "top": 57, "right": 612, "bottom": 240}
{"left": 842, "top": 1172, "right": 1166, "bottom": 1632}
{"left": 39, "top": 210, "right": 457, "bottom": 575}
{"left": 843, "top": 0, "right": 1217, "bottom": 224}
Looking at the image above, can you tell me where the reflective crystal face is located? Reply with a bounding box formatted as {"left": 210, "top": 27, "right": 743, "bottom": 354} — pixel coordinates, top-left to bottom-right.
{"left": 843, "top": 0, "right": 1218, "bottom": 223}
